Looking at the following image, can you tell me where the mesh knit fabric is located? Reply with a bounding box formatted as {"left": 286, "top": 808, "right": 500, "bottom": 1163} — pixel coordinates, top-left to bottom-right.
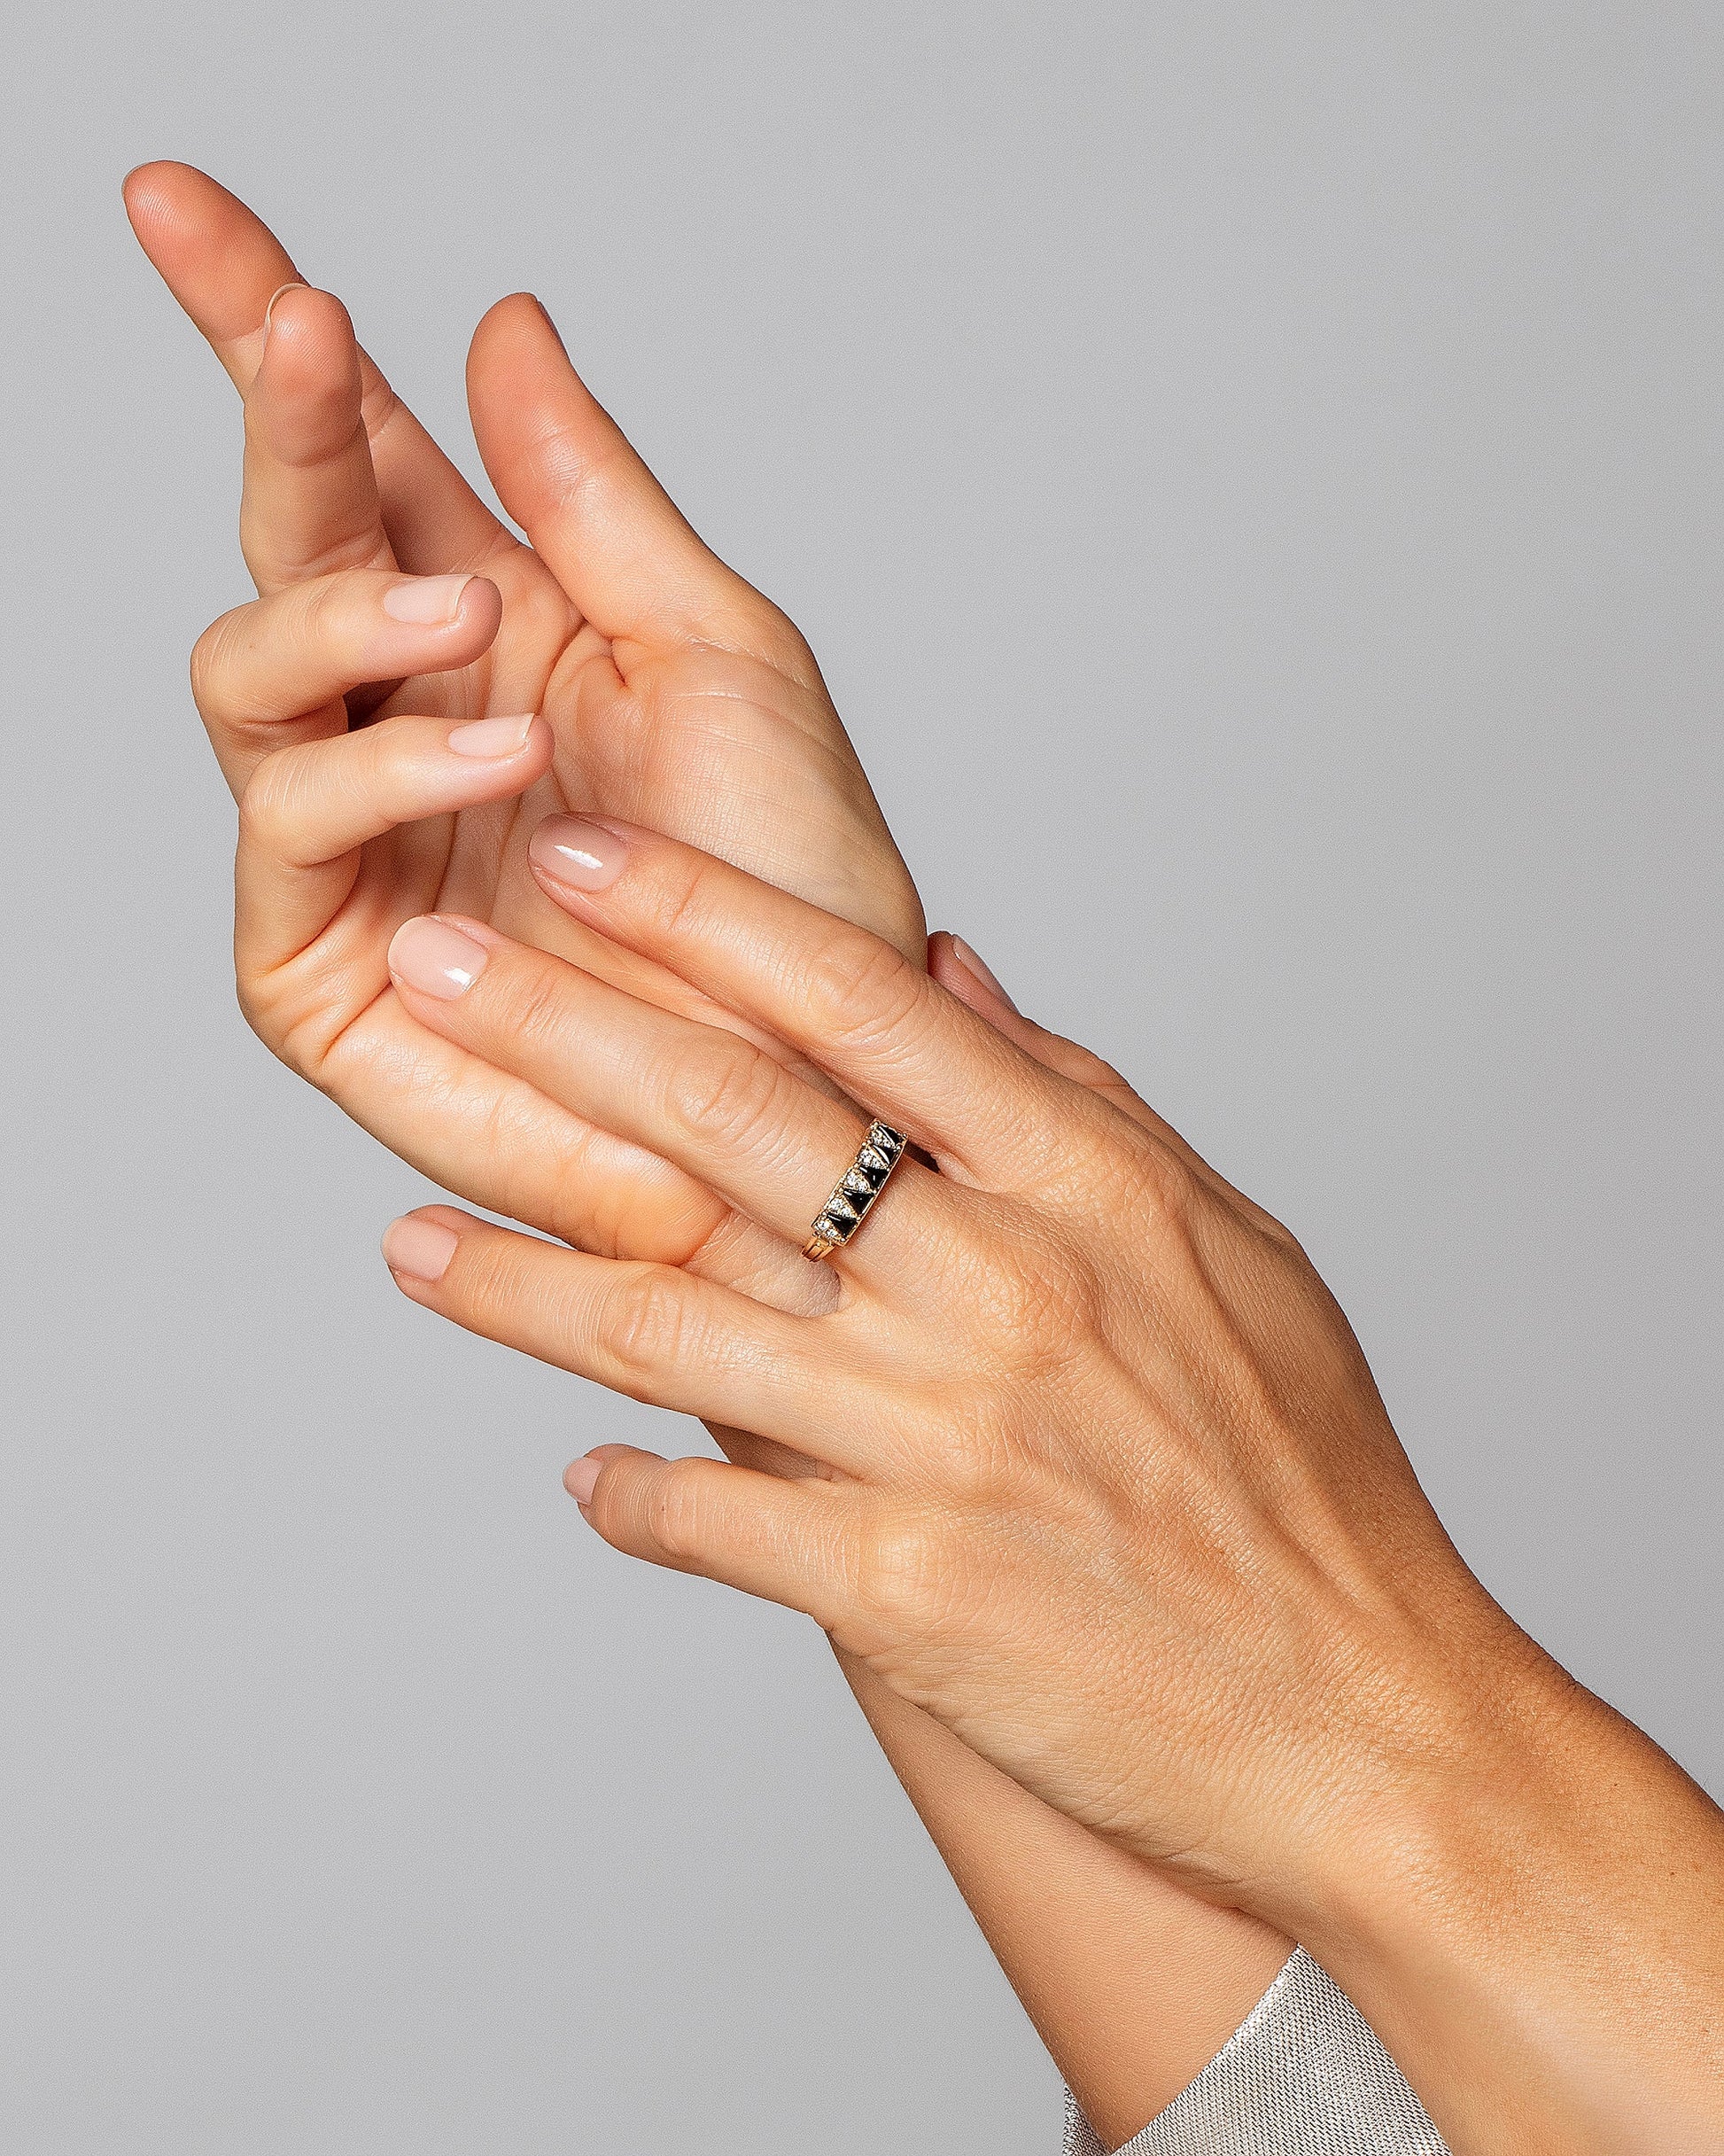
{"left": 1060, "top": 1949, "right": 1450, "bottom": 2155}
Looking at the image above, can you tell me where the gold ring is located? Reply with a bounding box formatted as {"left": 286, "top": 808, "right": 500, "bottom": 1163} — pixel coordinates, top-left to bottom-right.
{"left": 803, "top": 1121, "right": 908, "bottom": 1262}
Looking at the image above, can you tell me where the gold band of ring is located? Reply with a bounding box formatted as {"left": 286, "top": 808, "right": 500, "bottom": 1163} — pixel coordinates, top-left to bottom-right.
{"left": 802, "top": 1121, "right": 908, "bottom": 1262}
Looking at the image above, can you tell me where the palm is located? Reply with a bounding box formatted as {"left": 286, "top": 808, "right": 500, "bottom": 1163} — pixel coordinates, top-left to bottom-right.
{"left": 125, "top": 165, "right": 920, "bottom": 1265}
{"left": 307, "top": 534, "right": 917, "bottom": 1121}
{"left": 371, "top": 539, "right": 909, "bottom": 946}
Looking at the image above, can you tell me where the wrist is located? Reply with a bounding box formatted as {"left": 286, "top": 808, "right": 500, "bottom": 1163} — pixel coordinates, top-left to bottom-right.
{"left": 1300, "top": 1609, "right": 1582, "bottom": 1934}
{"left": 1272, "top": 1619, "right": 1724, "bottom": 2151}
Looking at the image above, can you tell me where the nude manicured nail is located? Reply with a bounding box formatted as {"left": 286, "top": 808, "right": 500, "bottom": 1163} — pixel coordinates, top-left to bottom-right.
{"left": 530, "top": 816, "right": 627, "bottom": 891}
{"left": 381, "top": 1215, "right": 459, "bottom": 1283}
{"left": 950, "top": 936, "right": 1019, "bottom": 1014}
{"left": 388, "top": 917, "right": 489, "bottom": 1000}
{"left": 447, "top": 713, "right": 536, "bottom": 759}
{"left": 382, "top": 574, "right": 474, "bottom": 626}
{"left": 564, "top": 1455, "right": 602, "bottom": 1506}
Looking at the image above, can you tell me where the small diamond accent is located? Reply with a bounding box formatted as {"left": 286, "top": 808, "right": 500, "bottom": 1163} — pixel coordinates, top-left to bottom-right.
{"left": 805, "top": 1125, "right": 907, "bottom": 1262}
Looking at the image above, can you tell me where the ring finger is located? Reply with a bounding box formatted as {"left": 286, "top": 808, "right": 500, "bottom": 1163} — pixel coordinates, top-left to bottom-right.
{"left": 384, "top": 914, "right": 949, "bottom": 1290}
{"left": 241, "top": 284, "right": 393, "bottom": 596}
{"left": 190, "top": 565, "right": 504, "bottom": 794}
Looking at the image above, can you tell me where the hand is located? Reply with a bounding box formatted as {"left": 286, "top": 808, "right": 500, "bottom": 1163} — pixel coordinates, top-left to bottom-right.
{"left": 370, "top": 814, "right": 1724, "bottom": 2154}
{"left": 365, "top": 812, "right": 1481, "bottom": 1878}
{"left": 127, "top": 167, "right": 1311, "bottom": 2141}
{"left": 123, "top": 162, "right": 922, "bottom": 1273}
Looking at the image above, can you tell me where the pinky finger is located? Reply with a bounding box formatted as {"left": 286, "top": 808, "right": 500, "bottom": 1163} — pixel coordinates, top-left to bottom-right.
{"left": 236, "top": 709, "right": 552, "bottom": 972}
{"left": 567, "top": 1444, "right": 855, "bottom": 1630}
{"left": 379, "top": 1207, "right": 866, "bottom": 1475}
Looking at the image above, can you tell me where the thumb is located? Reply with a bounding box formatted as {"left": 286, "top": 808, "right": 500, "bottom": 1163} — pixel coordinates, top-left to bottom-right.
{"left": 568, "top": 1444, "right": 854, "bottom": 1628}
{"left": 466, "top": 294, "right": 764, "bottom": 650}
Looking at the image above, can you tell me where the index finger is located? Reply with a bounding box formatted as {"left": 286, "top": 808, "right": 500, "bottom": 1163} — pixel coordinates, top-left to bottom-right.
{"left": 123, "top": 161, "right": 504, "bottom": 572}
{"left": 523, "top": 816, "right": 1106, "bottom": 1190}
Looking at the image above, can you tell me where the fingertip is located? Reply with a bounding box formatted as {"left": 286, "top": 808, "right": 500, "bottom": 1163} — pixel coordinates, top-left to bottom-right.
{"left": 443, "top": 711, "right": 540, "bottom": 762}
{"left": 526, "top": 293, "right": 569, "bottom": 355}
{"left": 121, "top": 160, "right": 183, "bottom": 240}
{"left": 121, "top": 157, "right": 184, "bottom": 207}
{"left": 527, "top": 813, "right": 631, "bottom": 898}
{"left": 453, "top": 572, "right": 504, "bottom": 643}
{"left": 253, "top": 283, "right": 359, "bottom": 388}
{"left": 564, "top": 1454, "right": 602, "bottom": 1506}
{"left": 930, "top": 930, "right": 1020, "bottom": 1017}
{"left": 471, "top": 289, "right": 559, "bottom": 343}
{"left": 122, "top": 160, "right": 240, "bottom": 251}
{"left": 466, "top": 292, "right": 581, "bottom": 412}
{"left": 381, "top": 1210, "right": 461, "bottom": 1285}
{"left": 259, "top": 279, "right": 310, "bottom": 358}
{"left": 565, "top": 1444, "right": 658, "bottom": 1513}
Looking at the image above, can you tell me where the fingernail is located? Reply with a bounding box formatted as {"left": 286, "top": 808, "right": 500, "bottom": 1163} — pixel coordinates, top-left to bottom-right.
{"left": 260, "top": 280, "right": 308, "bottom": 355}
{"left": 382, "top": 573, "right": 474, "bottom": 626}
{"left": 564, "top": 1455, "right": 602, "bottom": 1506}
{"left": 388, "top": 916, "right": 490, "bottom": 1000}
{"left": 950, "top": 936, "right": 1019, "bottom": 1014}
{"left": 530, "top": 816, "right": 627, "bottom": 892}
{"left": 381, "top": 1214, "right": 459, "bottom": 1283}
{"left": 447, "top": 712, "right": 536, "bottom": 759}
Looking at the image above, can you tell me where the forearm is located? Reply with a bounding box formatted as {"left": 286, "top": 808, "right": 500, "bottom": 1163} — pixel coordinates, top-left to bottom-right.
{"left": 1276, "top": 1626, "right": 1724, "bottom": 2154}
{"left": 836, "top": 1652, "right": 1293, "bottom": 2149}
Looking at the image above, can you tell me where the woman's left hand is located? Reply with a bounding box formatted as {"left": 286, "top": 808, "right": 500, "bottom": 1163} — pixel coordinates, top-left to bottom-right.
{"left": 376, "top": 811, "right": 1512, "bottom": 1899}
{"left": 378, "top": 813, "right": 1724, "bottom": 2156}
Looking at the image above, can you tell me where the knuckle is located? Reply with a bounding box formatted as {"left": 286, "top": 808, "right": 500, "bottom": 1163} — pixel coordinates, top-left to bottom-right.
{"left": 491, "top": 558, "right": 576, "bottom": 658}
{"left": 459, "top": 1228, "right": 555, "bottom": 1340}
{"left": 189, "top": 610, "right": 244, "bottom": 718}
{"left": 804, "top": 931, "right": 924, "bottom": 1053}
{"left": 977, "top": 1228, "right": 1065, "bottom": 1335}
{"left": 639, "top": 852, "right": 720, "bottom": 953}
{"left": 235, "top": 756, "right": 291, "bottom": 857}
{"left": 594, "top": 1266, "right": 694, "bottom": 1389}
{"left": 500, "top": 961, "right": 575, "bottom": 1062}
{"left": 1128, "top": 1136, "right": 1196, "bottom": 1227}
{"left": 928, "top": 1399, "right": 1027, "bottom": 1506}
{"left": 664, "top": 1037, "right": 788, "bottom": 1156}
{"left": 295, "top": 573, "right": 347, "bottom": 649}
{"left": 855, "top": 1512, "right": 947, "bottom": 1631}
{"left": 1041, "top": 1118, "right": 1196, "bottom": 1240}
{"left": 936, "top": 1208, "right": 1093, "bottom": 1366}
{"left": 646, "top": 1456, "right": 718, "bottom": 1564}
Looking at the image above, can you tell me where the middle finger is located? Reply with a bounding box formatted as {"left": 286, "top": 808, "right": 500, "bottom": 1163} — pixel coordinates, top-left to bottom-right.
{"left": 241, "top": 284, "right": 394, "bottom": 595}
{"left": 383, "top": 915, "right": 951, "bottom": 1293}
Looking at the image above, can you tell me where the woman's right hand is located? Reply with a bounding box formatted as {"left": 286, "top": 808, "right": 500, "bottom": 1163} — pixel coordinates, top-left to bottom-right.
{"left": 128, "top": 174, "right": 1316, "bottom": 2144}
{"left": 124, "top": 162, "right": 925, "bottom": 1280}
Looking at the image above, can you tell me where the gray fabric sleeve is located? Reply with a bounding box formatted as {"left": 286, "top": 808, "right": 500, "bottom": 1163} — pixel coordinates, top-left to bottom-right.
{"left": 1060, "top": 1947, "right": 1450, "bottom": 2155}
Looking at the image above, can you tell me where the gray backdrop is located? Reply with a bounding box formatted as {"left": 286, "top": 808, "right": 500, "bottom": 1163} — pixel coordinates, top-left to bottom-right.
{"left": 4, "top": 5, "right": 1720, "bottom": 2152}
